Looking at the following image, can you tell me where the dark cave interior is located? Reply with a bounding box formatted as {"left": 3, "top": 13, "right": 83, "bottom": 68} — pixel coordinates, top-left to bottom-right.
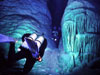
{"left": 47, "top": 0, "right": 68, "bottom": 47}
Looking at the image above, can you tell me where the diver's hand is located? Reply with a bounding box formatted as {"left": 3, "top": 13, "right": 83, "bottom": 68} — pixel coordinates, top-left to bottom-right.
{"left": 37, "top": 56, "right": 42, "bottom": 62}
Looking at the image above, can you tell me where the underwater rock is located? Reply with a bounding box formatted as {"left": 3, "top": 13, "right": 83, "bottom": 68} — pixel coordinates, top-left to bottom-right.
{"left": 61, "top": 0, "right": 100, "bottom": 73}
{"left": 58, "top": 38, "right": 64, "bottom": 52}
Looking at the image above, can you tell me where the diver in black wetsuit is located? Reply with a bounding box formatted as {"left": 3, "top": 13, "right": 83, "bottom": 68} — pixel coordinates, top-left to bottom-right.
{"left": 8, "top": 33, "right": 47, "bottom": 74}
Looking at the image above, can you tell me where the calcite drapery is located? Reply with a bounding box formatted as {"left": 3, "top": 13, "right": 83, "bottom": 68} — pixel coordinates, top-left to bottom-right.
{"left": 61, "top": 0, "right": 100, "bottom": 72}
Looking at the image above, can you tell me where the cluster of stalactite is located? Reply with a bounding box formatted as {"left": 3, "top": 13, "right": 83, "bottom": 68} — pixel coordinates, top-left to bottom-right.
{"left": 61, "top": 0, "right": 100, "bottom": 73}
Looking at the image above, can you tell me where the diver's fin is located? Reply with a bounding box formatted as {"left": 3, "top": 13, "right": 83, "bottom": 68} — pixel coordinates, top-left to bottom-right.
{"left": 0, "top": 34, "right": 16, "bottom": 43}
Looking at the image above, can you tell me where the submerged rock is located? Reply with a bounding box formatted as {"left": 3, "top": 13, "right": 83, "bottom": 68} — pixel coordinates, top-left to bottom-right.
{"left": 61, "top": 0, "right": 100, "bottom": 73}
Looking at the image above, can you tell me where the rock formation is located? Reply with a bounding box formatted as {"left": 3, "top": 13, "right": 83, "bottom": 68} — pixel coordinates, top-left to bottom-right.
{"left": 61, "top": 0, "right": 100, "bottom": 73}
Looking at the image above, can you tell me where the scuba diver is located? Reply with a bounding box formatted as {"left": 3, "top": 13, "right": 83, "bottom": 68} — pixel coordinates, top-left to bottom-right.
{"left": 8, "top": 33, "right": 47, "bottom": 74}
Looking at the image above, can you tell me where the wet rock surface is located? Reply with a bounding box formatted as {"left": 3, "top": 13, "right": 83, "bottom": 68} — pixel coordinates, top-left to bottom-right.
{"left": 61, "top": 0, "right": 100, "bottom": 73}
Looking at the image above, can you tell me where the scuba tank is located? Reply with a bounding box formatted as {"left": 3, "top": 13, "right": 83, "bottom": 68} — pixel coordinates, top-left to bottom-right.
{"left": 23, "top": 33, "right": 45, "bottom": 59}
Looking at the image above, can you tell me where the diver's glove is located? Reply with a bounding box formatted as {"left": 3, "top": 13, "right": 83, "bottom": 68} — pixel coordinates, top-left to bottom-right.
{"left": 36, "top": 56, "right": 42, "bottom": 62}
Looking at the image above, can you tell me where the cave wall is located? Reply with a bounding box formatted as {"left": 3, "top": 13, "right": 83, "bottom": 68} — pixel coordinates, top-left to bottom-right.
{"left": 61, "top": 0, "right": 100, "bottom": 73}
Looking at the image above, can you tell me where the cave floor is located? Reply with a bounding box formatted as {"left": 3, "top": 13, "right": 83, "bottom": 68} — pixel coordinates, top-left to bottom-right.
{"left": 0, "top": 48, "right": 100, "bottom": 75}
{"left": 0, "top": 65, "right": 100, "bottom": 75}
